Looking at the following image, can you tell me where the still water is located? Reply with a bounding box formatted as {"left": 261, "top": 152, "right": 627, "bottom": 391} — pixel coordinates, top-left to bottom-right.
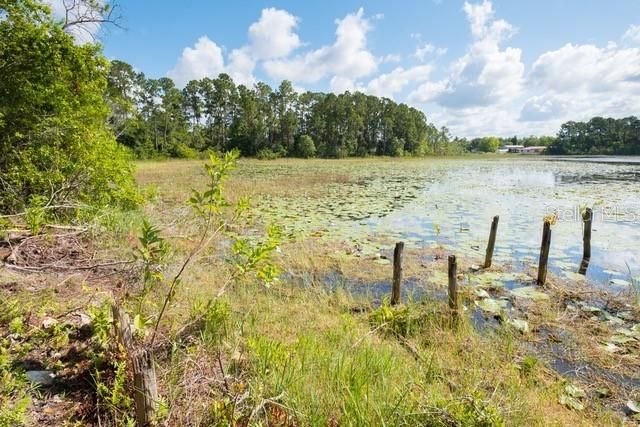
{"left": 252, "top": 157, "right": 640, "bottom": 287}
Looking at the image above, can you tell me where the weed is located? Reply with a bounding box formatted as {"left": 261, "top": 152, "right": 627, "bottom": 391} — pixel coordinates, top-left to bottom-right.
{"left": 95, "top": 359, "right": 135, "bottom": 426}
{"left": 0, "top": 344, "right": 30, "bottom": 426}
{"left": 89, "top": 301, "right": 113, "bottom": 350}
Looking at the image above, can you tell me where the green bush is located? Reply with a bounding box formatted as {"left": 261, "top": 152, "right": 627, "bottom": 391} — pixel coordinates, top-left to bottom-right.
{"left": 256, "top": 148, "right": 280, "bottom": 160}
{"left": 296, "top": 135, "right": 316, "bottom": 158}
{"left": 0, "top": 0, "right": 139, "bottom": 215}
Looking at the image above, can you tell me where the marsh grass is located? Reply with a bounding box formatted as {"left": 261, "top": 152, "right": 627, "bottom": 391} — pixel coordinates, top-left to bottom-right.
{"left": 1, "top": 157, "right": 635, "bottom": 425}
{"left": 131, "top": 157, "right": 635, "bottom": 425}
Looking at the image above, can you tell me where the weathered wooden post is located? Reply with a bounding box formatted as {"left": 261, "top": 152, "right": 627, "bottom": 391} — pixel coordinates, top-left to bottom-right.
{"left": 133, "top": 349, "right": 159, "bottom": 426}
{"left": 391, "top": 242, "right": 404, "bottom": 305}
{"left": 537, "top": 220, "right": 552, "bottom": 286}
{"left": 484, "top": 215, "right": 499, "bottom": 268}
{"left": 112, "top": 305, "right": 158, "bottom": 426}
{"left": 448, "top": 255, "right": 458, "bottom": 324}
{"left": 578, "top": 207, "right": 592, "bottom": 275}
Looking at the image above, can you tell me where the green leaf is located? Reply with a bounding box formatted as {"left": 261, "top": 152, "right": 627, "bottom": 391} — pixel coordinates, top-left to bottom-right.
{"left": 510, "top": 286, "right": 549, "bottom": 301}
{"left": 564, "top": 384, "right": 586, "bottom": 399}
{"left": 475, "top": 298, "right": 509, "bottom": 314}
{"left": 559, "top": 394, "right": 585, "bottom": 411}
{"left": 506, "top": 318, "right": 530, "bottom": 333}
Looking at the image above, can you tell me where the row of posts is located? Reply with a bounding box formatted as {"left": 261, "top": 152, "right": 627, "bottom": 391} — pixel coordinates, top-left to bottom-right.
{"left": 390, "top": 208, "right": 594, "bottom": 319}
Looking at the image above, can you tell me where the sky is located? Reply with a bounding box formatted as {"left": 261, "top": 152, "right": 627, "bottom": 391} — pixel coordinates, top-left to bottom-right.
{"left": 53, "top": 0, "right": 640, "bottom": 138}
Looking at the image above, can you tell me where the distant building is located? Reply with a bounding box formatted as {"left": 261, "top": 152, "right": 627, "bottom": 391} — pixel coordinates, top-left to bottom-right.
{"left": 521, "top": 146, "right": 547, "bottom": 154}
{"left": 497, "top": 145, "right": 546, "bottom": 154}
{"left": 498, "top": 145, "right": 525, "bottom": 153}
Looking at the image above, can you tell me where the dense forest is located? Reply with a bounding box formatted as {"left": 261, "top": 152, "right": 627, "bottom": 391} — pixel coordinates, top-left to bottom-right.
{"left": 547, "top": 117, "right": 640, "bottom": 155}
{"left": 108, "top": 62, "right": 640, "bottom": 158}
{"left": 106, "top": 61, "right": 462, "bottom": 159}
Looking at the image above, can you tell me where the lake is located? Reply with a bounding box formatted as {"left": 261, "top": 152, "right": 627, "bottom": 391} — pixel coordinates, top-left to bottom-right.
{"left": 245, "top": 156, "right": 640, "bottom": 288}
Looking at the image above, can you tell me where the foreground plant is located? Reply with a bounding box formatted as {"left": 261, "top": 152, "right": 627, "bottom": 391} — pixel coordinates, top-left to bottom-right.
{"left": 103, "top": 151, "right": 281, "bottom": 424}
{"left": 0, "top": 0, "right": 139, "bottom": 216}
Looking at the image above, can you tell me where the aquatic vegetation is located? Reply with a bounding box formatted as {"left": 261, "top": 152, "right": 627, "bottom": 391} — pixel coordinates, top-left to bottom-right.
{"left": 235, "top": 158, "right": 640, "bottom": 288}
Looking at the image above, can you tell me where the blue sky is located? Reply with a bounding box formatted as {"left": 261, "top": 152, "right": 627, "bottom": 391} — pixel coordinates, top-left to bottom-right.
{"left": 63, "top": 1, "right": 640, "bottom": 137}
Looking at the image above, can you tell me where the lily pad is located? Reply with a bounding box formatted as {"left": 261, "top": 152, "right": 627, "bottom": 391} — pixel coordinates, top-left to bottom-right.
{"left": 506, "top": 318, "right": 529, "bottom": 333}
{"left": 564, "top": 384, "right": 586, "bottom": 398}
{"left": 579, "top": 303, "right": 601, "bottom": 313}
{"left": 609, "top": 335, "right": 635, "bottom": 344}
{"left": 602, "top": 269, "right": 623, "bottom": 276}
{"left": 475, "top": 297, "right": 509, "bottom": 314}
{"left": 609, "top": 279, "right": 631, "bottom": 286}
{"left": 559, "top": 394, "right": 585, "bottom": 411}
{"left": 474, "top": 288, "right": 491, "bottom": 299}
{"left": 600, "top": 342, "right": 622, "bottom": 353}
{"left": 510, "top": 286, "right": 549, "bottom": 301}
{"left": 602, "top": 311, "right": 625, "bottom": 325}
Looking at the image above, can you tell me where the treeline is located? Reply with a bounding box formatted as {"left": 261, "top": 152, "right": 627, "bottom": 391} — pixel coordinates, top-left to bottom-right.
{"left": 106, "top": 60, "right": 462, "bottom": 159}
{"left": 547, "top": 116, "right": 640, "bottom": 155}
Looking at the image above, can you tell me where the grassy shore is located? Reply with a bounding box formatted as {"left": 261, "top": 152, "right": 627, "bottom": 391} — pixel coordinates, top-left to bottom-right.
{"left": 1, "top": 157, "right": 638, "bottom": 426}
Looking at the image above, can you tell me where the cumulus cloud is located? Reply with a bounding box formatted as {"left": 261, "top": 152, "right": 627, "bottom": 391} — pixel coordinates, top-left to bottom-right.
{"left": 414, "top": 43, "right": 447, "bottom": 62}
{"left": 408, "top": 0, "right": 523, "bottom": 109}
{"left": 518, "top": 40, "right": 640, "bottom": 125}
{"left": 248, "top": 8, "right": 300, "bottom": 59}
{"left": 366, "top": 65, "right": 433, "bottom": 98}
{"left": 519, "top": 96, "right": 567, "bottom": 122}
{"left": 623, "top": 24, "right": 640, "bottom": 45}
{"left": 169, "top": 8, "right": 303, "bottom": 87}
{"left": 168, "top": 36, "right": 226, "bottom": 87}
{"left": 263, "top": 8, "right": 378, "bottom": 84}
{"left": 529, "top": 42, "right": 640, "bottom": 94}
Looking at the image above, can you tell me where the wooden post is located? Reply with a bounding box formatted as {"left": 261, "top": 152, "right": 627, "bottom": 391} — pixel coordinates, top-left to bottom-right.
{"left": 537, "top": 221, "right": 552, "bottom": 286}
{"left": 133, "top": 349, "right": 159, "bottom": 426}
{"left": 448, "top": 255, "right": 458, "bottom": 324}
{"left": 484, "top": 216, "right": 499, "bottom": 268}
{"left": 391, "top": 242, "right": 404, "bottom": 305}
{"left": 578, "top": 208, "right": 592, "bottom": 275}
{"left": 112, "top": 305, "right": 158, "bottom": 426}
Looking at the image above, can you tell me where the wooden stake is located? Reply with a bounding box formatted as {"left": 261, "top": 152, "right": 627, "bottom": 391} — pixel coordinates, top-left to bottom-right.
{"left": 448, "top": 255, "right": 458, "bottom": 324}
{"left": 391, "top": 242, "right": 404, "bottom": 305}
{"left": 484, "top": 215, "right": 499, "bottom": 268}
{"left": 537, "top": 221, "right": 552, "bottom": 286}
{"left": 579, "top": 208, "right": 592, "bottom": 275}
{"left": 112, "top": 305, "right": 158, "bottom": 426}
{"left": 133, "top": 349, "right": 158, "bottom": 426}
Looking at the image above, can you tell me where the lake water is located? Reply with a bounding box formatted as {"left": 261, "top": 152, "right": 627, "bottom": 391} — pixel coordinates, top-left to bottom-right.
{"left": 250, "top": 157, "right": 640, "bottom": 288}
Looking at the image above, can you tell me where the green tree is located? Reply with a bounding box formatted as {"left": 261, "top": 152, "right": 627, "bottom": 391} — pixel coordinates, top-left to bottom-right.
{"left": 296, "top": 135, "right": 316, "bottom": 158}
{"left": 0, "top": 0, "right": 138, "bottom": 213}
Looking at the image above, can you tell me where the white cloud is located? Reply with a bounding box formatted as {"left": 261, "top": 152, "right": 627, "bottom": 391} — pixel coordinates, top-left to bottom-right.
{"left": 168, "top": 8, "right": 302, "bottom": 87}
{"left": 408, "top": 80, "right": 448, "bottom": 103}
{"left": 408, "top": 0, "right": 523, "bottom": 110}
{"left": 227, "top": 48, "right": 257, "bottom": 86}
{"left": 168, "top": 36, "right": 226, "bottom": 87}
{"left": 329, "top": 76, "right": 362, "bottom": 93}
{"left": 382, "top": 54, "right": 402, "bottom": 63}
{"left": 623, "top": 24, "right": 640, "bottom": 45}
{"left": 263, "top": 8, "right": 378, "bottom": 84}
{"left": 366, "top": 65, "right": 432, "bottom": 98}
{"left": 414, "top": 43, "right": 447, "bottom": 62}
{"left": 529, "top": 43, "right": 640, "bottom": 94}
{"left": 248, "top": 8, "right": 300, "bottom": 59}
{"left": 519, "top": 95, "right": 567, "bottom": 122}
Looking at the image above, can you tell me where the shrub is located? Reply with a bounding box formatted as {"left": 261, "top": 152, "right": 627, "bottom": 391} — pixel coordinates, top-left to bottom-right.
{"left": 256, "top": 148, "right": 280, "bottom": 160}
{"left": 296, "top": 135, "right": 316, "bottom": 158}
{"left": 0, "top": 0, "right": 139, "bottom": 215}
